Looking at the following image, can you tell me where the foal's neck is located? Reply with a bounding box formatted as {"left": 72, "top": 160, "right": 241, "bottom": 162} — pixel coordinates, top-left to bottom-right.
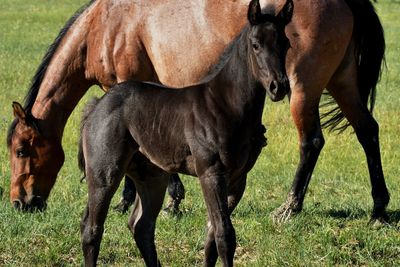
{"left": 207, "top": 28, "right": 264, "bottom": 117}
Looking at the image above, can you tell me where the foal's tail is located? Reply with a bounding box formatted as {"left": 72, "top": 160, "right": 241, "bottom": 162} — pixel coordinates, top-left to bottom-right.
{"left": 78, "top": 97, "right": 101, "bottom": 179}
{"left": 321, "top": 0, "right": 385, "bottom": 132}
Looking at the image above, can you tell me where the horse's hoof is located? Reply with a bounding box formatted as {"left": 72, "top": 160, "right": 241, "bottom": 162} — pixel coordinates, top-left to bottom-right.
{"left": 368, "top": 217, "right": 390, "bottom": 229}
{"left": 271, "top": 196, "right": 301, "bottom": 224}
{"left": 113, "top": 199, "right": 132, "bottom": 214}
{"left": 368, "top": 210, "right": 390, "bottom": 228}
{"left": 162, "top": 201, "right": 182, "bottom": 217}
{"left": 271, "top": 204, "right": 296, "bottom": 224}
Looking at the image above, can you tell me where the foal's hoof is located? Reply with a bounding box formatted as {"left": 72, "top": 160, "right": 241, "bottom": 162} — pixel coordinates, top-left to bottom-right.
{"left": 113, "top": 199, "right": 133, "bottom": 214}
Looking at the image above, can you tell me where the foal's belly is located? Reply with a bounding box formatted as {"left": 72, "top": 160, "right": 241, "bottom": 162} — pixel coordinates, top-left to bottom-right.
{"left": 138, "top": 146, "right": 196, "bottom": 176}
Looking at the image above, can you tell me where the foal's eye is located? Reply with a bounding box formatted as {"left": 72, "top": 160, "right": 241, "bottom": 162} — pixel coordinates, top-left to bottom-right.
{"left": 252, "top": 43, "right": 260, "bottom": 51}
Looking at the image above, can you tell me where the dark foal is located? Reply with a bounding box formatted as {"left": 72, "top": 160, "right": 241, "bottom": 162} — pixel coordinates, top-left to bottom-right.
{"left": 78, "top": 0, "right": 292, "bottom": 266}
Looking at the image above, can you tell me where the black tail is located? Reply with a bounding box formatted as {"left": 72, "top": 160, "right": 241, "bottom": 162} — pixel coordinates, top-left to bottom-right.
{"left": 321, "top": 0, "right": 385, "bottom": 132}
{"left": 78, "top": 97, "right": 101, "bottom": 178}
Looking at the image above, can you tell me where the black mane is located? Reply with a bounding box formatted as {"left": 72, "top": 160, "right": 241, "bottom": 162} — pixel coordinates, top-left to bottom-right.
{"left": 24, "top": 0, "right": 96, "bottom": 112}
{"left": 7, "top": 0, "right": 95, "bottom": 148}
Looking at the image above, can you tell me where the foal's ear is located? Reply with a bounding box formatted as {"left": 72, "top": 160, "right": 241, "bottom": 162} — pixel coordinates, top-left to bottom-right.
{"left": 277, "top": 0, "right": 294, "bottom": 25}
{"left": 12, "top": 102, "right": 27, "bottom": 124}
{"left": 248, "top": 0, "right": 262, "bottom": 25}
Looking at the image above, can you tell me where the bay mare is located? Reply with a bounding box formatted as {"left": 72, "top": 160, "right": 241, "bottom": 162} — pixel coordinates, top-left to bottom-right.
{"left": 78, "top": 2, "right": 292, "bottom": 265}
{"left": 8, "top": 0, "right": 388, "bottom": 223}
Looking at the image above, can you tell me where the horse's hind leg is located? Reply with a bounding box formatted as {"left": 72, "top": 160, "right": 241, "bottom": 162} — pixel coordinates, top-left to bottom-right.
{"left": 127, "top": 159, "right": 169, "bottom": 267}
{"left": 327, "top": 65, "right": 389, "bottom": 222}
{"left": 272, "top": 87, "right": 325, "bottom": 223}
{"left": 81, "top": 167, "right": 125, "bottom": 266}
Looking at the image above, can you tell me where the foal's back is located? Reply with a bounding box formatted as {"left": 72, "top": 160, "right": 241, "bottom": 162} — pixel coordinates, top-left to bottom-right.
{"left": 84, "top": 81, "right": 204, "bottom": 175}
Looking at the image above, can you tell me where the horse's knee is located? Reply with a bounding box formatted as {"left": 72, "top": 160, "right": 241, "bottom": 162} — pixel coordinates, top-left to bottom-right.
{"left": 355, "top": 117, "right": 379, "bottom": 146}
{"left": 300, "top": 134, "right": 325, "bottom": 153}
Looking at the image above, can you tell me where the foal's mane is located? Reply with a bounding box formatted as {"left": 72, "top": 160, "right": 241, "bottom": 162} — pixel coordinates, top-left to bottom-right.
{"left": 7, "top": 0, "right": 96, "bottom": 148}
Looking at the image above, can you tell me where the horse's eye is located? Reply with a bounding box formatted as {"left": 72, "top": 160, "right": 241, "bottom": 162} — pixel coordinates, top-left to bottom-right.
{"left": 16, "top": 148, "right": 28, "bottom": 158}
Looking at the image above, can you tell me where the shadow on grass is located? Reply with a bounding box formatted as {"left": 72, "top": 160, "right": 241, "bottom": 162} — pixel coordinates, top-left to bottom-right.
{"left": 323, "top": 208, "right": 400, "bottom": 225}
{"left": 387, "top": 210, "right": 400, "bottom": 224}
{"left": 323, "top": 208, "right": 366, "bottom": 220}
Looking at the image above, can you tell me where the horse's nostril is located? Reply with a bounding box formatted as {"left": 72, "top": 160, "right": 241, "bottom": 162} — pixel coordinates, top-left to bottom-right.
{"left": 12, "top": 199, "right": 23, "bottom": 210}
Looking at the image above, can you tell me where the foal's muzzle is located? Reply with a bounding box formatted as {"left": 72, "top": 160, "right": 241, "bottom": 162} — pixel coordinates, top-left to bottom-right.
{"left": 266, "top": 76, "right": 290, "bottom": 102}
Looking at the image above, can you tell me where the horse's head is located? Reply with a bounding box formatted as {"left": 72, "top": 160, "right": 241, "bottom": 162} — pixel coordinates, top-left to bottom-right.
{"left": 247, "top": 0, "right": 293, "bottom": 102}
{"left": 7, "top": 102, "right": 64, "bottom": 212}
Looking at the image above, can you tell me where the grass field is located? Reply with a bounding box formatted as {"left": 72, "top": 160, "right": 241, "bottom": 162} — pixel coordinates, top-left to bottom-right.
{"left": 0, "top": 0, "right": 399, "bottom": 266}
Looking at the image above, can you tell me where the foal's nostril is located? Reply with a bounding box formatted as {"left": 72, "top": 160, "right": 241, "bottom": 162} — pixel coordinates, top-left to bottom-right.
{"left": 270, "top": 81, "right": 278, "bottom": 94}
{"left": 12, "top": 199, "right": 23, "bottom": 210}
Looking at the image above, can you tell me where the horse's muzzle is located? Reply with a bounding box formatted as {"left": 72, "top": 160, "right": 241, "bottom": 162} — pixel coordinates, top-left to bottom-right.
{"left": 12, "top": 196, "right": 47, "bottom": 212}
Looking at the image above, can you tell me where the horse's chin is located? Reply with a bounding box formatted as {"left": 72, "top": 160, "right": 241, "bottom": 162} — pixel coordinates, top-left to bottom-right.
{"left": 12, "top": 196, "right": 48, "bottom": 212}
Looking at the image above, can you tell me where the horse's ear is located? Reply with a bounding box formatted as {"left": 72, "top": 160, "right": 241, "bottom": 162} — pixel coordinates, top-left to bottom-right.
{"left": 12, "top": 102, "right": 27, "bottom": 124}
{"left": 248, "top": 0, "right": 262, "bottom": 25}
{"left": 277, "top": 0, "right": 294, "bottom": 25}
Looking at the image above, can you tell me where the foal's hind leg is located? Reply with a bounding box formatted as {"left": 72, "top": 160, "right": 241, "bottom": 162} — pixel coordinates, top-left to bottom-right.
{"left": 81, "top": 168, "right": 125, "bottom": 266}
{"left": 127, "top": 161, "right": 169, "bottom": 267}
{"left": 327, "top": 67, "right": 389, "bottom": 223}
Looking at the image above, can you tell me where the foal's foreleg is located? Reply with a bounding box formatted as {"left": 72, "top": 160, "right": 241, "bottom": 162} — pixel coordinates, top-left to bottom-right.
{"left": 273, "top": 92, "right": 325, "bottom": 223}
{"left": 199, "top": 164, "right": 236, "bottom": 267}
{"left": 204, "top": 175, "right": 247, "bottom": 266}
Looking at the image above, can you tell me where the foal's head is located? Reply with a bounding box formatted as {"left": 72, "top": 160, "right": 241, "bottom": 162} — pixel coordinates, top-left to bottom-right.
{"left": 247, "top": 0, "right": 293, "bottom": 101}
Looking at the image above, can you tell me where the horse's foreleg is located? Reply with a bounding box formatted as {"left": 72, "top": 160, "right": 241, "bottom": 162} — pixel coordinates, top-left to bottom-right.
{"left": 199, "top": 163, "right": 236, "bottom": 267}
{"left": 127, "top": 165, "right": 168, "bottom": 267}
{"left": 163, "top": 173, "right": 185, "bottom": 214}
{"left": 114, "top": 175, "right": 136, "bottom": 213}
{"left": 273, "top": 90, "right": 324, "bottom": 223}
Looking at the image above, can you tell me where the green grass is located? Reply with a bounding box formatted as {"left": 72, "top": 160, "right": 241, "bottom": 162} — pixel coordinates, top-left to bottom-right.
{"left": 0, "top": 0, "right": 399, "bottom": 266}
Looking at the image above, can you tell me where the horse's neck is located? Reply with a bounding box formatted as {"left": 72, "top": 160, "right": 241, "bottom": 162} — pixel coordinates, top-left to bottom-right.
{"left": 30, "top": 2, "right": 96, "bottom": 138}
